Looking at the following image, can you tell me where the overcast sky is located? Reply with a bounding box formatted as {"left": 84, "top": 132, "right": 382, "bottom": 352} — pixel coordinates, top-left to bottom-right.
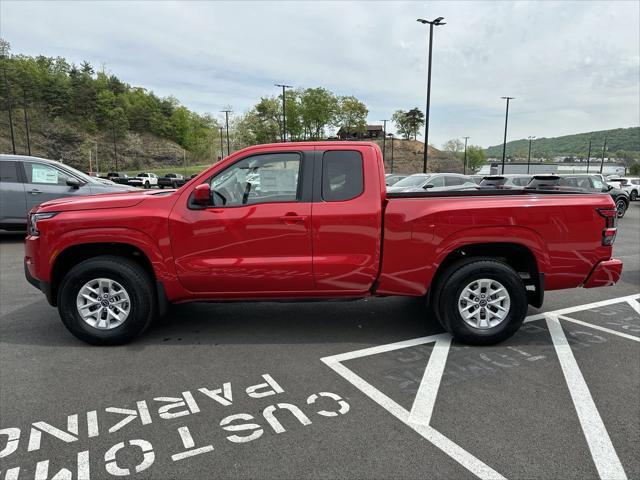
{"left": 1, "top": 0, "right": 639, "bottom": 147}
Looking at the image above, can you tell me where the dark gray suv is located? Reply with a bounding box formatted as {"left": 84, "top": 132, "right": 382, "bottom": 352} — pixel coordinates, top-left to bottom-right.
{"left": 0, "top": 154, "right": 137, "bottom": 231}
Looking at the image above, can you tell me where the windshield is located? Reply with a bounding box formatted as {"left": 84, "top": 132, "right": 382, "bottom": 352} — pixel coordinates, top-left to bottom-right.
{"left": 393, "top": 175, "right": 430, "bottom": 188}
{"left": 55, "top": 163, "right": 101, "bottom": 184}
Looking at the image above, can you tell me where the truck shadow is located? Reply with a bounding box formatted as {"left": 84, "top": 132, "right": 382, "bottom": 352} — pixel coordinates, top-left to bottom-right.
{"left": 0, "top": 296, "right": 441, "bottom": 347}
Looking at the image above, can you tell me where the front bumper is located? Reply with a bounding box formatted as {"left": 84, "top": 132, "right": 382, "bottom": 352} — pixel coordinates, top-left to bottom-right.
{"left": 583, "top": 259, "right": 623, "bottom": 288}
{"left": 24, "top": 259, "right": 55, "bottom": 305}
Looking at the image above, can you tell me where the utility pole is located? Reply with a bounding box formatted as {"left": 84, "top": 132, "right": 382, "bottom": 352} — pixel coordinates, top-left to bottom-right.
{"left": 183, "top": 149, "right": 187, "bottom": 177}
{"left": 526, "top": 136, "right": 535, "bottom": 174}
{"left": 111, "top": 121, "right": 118, "bottom": 171}
{"left": 95, "top": 141, "right": 99, "bottom": 175}
{"left": 500, "top": 96, "right": 514, "bottom": 174}
{"left": 586, "top": 138, "right": 592, "bottom": 173}
{"left": 89, "top": 149, "right": 92, "bottom": 174}
{"left": 417, "top": 16, "right": 446, "bottom": 173}
{"left": 600, "top": 137, "right": 607, "bottom": 174}
{"left": 2, "top": 60, "right": 16, "bottom": 154}
{"left": 219, "top": 126, "right": 224, "bottom": 159}
{"left": 275, "top": 84, "right": 292, "bottom": 142}
{"left": 380, "top": 119, "right": 389, "bottom": 164}
{"left": 22, "top": 89, "right": 31, "bottom": 155}
{"left": 221, "top": 110, "right": 232, "bottom": 157}
{"left": 388, "top": 133, "right": 395, "bottom": 173}
{"left": 462, "top": 136, "right": 470, "bottom": 174}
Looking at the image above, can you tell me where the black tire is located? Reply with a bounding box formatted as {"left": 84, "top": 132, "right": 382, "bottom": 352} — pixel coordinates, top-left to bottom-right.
{"left": 434, "top": 259, "right": 528, "bottom": 345}
{"left": 616, "top": 198, "right": 627, "bottom": 218}
{"left": 57, "top": 255, "right": 156, "bottom": 345}
{"left": 145, "top": 181, "right": 150, "bottom": 189}
{"left": 159, "top": 184, "right": 165, "bottom": 189}
{"left": 630, "top": 190, "right": 637, "bottom": 201}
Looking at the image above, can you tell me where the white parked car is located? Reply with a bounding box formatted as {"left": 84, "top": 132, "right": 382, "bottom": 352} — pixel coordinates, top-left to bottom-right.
{"left": 622, "top": 177, "right": 639, "bottom": 201}
{"left": 386, "top": 173, "right": 477, "bottom": 193}
{"left": 128, "top": 172, "right": 158, "bottom": 189}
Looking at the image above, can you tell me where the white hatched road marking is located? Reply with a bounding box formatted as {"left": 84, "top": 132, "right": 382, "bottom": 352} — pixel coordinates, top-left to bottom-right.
{"left": 322, "top": 294, "right": 639, "bottom": 480}
{"left": 546, "top": 313, "right": 627, "bottom": 480}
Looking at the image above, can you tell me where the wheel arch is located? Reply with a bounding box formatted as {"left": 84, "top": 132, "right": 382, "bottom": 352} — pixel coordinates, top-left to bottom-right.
{"left": 429, "top": 241, "right": 544, "bottom": 309}
{"left": 51, "top": 242, "right": 155, "bottom": 305}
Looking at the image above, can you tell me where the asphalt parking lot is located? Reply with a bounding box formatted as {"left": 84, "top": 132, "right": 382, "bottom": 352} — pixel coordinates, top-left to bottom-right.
{"left": 1, "top": 204, "right": 638, "bottom": 480}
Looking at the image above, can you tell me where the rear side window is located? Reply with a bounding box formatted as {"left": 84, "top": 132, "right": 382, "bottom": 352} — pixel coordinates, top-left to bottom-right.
{"left": 0, "top": 161, "right": 20, "bottom": 183}
{"left": 444, "top": 175, "right": 466, "bottom": 186}
{"left": 321, "top": 150, "right": 363, "bottom": 202}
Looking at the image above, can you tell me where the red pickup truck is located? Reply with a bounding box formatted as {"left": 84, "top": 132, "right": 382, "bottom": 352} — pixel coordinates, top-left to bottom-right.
{"left": 24, "top": 142, "right": 622, "bottom": 345}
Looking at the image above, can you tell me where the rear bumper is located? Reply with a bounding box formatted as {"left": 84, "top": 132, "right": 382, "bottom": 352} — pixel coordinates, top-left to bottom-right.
{"left": 583, "top": 259, "right": 623, "bottom": 288}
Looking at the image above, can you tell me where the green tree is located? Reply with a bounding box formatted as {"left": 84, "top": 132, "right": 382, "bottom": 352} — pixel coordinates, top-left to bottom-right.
{"left": 335, "top": 95, "right": 368, "bottom": 135}
{"left": 404, "top": 108, "right": 425, "bottom": 140}
{"left": 629, "top": 161, "right": 640, "bottom": 176}
{"left": 298, "top": 87, "right": 338, "bottom": 140}
{"left": 466, "top": 145, "right": 486, "bottom": 173}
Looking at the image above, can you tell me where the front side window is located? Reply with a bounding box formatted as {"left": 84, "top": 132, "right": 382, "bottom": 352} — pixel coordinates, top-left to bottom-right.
{"left": 426, "top": 176, "right": 445, "bottom": 188}
{"left": 321, "top": 150, "right": 363, "bottom": 202}
{"left": 210, "top": 153, "right": 301, "bottom": 206}
{"left": 25, "top": 162, "right": 76, "bottom": 186}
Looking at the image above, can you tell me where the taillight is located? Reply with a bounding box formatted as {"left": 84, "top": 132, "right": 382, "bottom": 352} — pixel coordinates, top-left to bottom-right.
{"left": 597, "top": 208, "right": 617, "bottom": 245}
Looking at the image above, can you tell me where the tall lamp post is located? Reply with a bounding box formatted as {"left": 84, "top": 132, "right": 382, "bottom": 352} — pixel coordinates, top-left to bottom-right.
{"left": 219, "top": 126, "right": 224, "bottom": 159}
{"left": 380, "top": 119, "right": 389, "bottom": 164}
{"left": 387, "top": 133, "right": 395, "bottom": 173}
{"left": 526, "top": 136, "right": 535, "bottom": 174}
{"left": 220, "top": 109, "right": 232, "bottom": 157}
{"left": 462, "top": 136, "right": 469, "bottom": 174}
{"left": 586, "top": 139, "right": 592, "bottom": 173}
{"left": 417, "top": 16, "right": 446, "bottom": 174}
{"left": 599, "top": 137, "right": 607, "bottom": 174}
{"left": 500, "top": 96, "right": 514, "bottom": 174}
{"left": 275, "top": 84, "right": 292, "bottom": 142}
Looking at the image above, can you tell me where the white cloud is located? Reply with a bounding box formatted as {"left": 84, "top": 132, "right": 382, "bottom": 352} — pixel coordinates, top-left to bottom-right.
{"left": 1, "top": 0, "right": 638, "bottom": 147}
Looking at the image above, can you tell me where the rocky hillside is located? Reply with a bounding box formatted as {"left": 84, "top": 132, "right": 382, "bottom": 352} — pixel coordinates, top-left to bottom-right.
{"left": 369, "top": 138, "right": 458, "bottom": 174}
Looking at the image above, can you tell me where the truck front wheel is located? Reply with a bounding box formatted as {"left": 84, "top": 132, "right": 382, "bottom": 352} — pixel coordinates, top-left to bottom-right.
{"left": 57, "top": 255, "right": 156, "bottom": 345}
{"left": 435, "top": 259, "right": 528, "bottom": 345}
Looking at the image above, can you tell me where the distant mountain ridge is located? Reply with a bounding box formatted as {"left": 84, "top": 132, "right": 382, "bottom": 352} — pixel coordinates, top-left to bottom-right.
{"left": 485, "top": 127, "right": 640, "bottom": 159}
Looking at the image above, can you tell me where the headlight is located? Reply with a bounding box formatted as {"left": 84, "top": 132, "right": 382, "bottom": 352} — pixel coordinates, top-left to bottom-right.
{"left": 29, "top": 212, "right": 58, "bottom": 236}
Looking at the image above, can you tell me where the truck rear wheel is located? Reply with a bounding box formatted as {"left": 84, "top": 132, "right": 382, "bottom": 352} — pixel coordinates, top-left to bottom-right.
{"left": 57, "top": 255, "right": 156, "bottom": 345}
{"left": 435, "top": 259, "right": 528, "bottom": 345}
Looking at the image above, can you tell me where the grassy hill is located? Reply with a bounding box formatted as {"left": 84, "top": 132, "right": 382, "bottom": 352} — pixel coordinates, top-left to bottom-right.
{"left": 485, "top": 127, "right": 640, "bottom": 159}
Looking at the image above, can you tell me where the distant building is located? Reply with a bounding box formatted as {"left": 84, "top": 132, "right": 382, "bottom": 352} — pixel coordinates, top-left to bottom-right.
{"left": 477, "top": 162, "right": 627, "bottom": 176}
{"left": 337, "top": 125, "right": 384, "bottom": 140}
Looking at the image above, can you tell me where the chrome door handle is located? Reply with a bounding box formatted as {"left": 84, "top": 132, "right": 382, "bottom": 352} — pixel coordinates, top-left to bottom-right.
{"left": 28, "top": 189, "right": 42, "bottom": 195}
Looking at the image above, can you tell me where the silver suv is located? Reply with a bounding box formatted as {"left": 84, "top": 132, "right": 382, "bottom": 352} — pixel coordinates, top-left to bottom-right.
{"left": 0, "top": 154, "right": 136, "bottom": 231}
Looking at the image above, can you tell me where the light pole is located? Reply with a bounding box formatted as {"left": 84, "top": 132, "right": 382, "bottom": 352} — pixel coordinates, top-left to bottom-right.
{"left": 417, "top": 16, "right": 446, "bottom": 174}
{"left": 388, "top": 133, "right": 395, "bottom": 173}
{"left": 500, "top": 96, "right": 514, "bottom": 174}
{"left": 22, "top": 89, "right": 31, "bottom": 155}
{"left": 462, "top": 136, "right": 469, "bottom": 174}
{"left": 275, "top": 84, "right": 292, "bottom": 142}
{"left": 586, "top": 138, "right": 592, "bottom": 173}
{"left": 2, "top": 60, "right": 16, "bottom": 154}
{"left": 219, "top": 126, "right": 224, "bottom": 159}
{"left": 599, "top": 137, "right": 607, "bottom": 174}
{"left": 221, "top": 110, "right": 232, "bottom": 157}
{"left": 380, "top": 119, "right": 389, "bottom": 164}
{"left": 526, "top": 136, "right": 535, "bottom": 174}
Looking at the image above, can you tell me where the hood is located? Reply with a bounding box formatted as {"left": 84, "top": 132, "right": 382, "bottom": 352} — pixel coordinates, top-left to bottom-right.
{"left": 35, "top": 189, "right": 161, "bottom": 213}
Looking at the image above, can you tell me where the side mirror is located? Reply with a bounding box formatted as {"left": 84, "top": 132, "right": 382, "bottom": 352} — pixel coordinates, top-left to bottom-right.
{"left": 423, "top": 184, "right": 434, "bottom": 189}
{"left": 66, "top": 178, "right": 81, "bottom": 189}
{"left": 193, "top": 183, "right": 211, "bottom": 206}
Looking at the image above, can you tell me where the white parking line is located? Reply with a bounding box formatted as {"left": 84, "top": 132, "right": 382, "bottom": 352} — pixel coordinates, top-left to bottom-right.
{"left": 322, "top": 294, "right": 639, "bottom": 480}
{"left": 557, "top": 315, "right": 640, "bottom": 342}
{"left": 323, "top": 342, "right": 507, "bottom": 480}
{"left": 546, "top": 313, "right": 627, "bottom": 480}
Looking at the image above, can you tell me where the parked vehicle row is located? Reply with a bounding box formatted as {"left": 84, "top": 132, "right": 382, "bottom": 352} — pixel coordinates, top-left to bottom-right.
{"left": 24, "top": 142, "right": 622, "bottom": 347}
{"left": 105, "top": 171, "right": 196, "bottom": 189}
{"left": 1, "top": 154, "right": 137, "bottom": 231}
